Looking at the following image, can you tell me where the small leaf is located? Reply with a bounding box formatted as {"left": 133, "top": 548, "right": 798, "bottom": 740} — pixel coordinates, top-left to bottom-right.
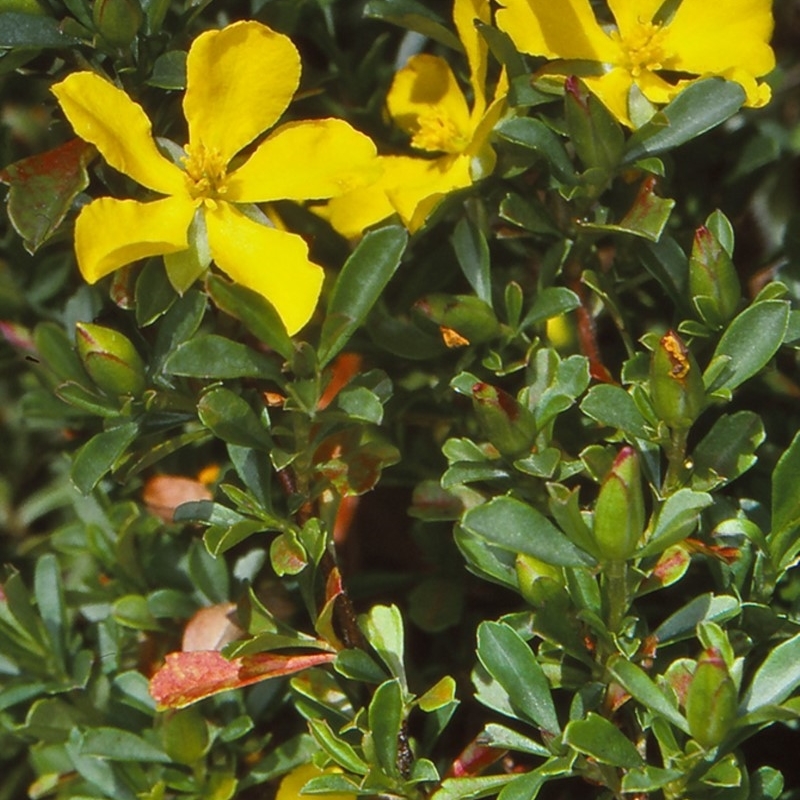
{"left": 0, "top": 12, "right": 82, "bottom": 47}
{"left": 368, "top": 679, "right": 404, "bottom": 777}
{"left": 768, "top": 431, "right": 800, "bottom": 568}
{"left": 495, "top": 118, "right": 577, "bottom": 184}
{"left": 363, "top": 0, "right": 462, "bottom": 49}
{"left": 319, "top": 225, "right": 407, "bottom": 366}
{"left": 197, "top": 387, "right": 272, "bottom": 449}
{"left": 147, "top": 49, "right": 187, "bottom": 89}
{"left": 0, "top": 138, "right": 94, "bottom": 253}
{"left": 580, "top": 384, "right": 649, "bottom": 440}
{"left": 149, "top": 650, "right": 336, "bottom": 709}
{"left": 164, "top": 334, "right": 282, "bottom": 381}
{"left": 71, "top": 422, "right": 139, "bottom": 494}
{"left": 709, "top": 300, "right": 790, "bottom": 392}
{"left": 80, "top": 728, "right": 170, "bottom": 763}
{"left": 462, "top": 496, "right": 595, "bottom": 567}
{"left": 741, "top": 633, "right": 800, "bottom": 713}
{"left": 637, "top": 489, "right": 713, "bottom": 557}
{"left": 563, "top": 713, "right": 643, "bottom": 767}
{"left": 452, "top": 217, "right": 492, "bottom": 306}
{"left": 477, "top": 621, "right": 560, "bottom": 733}
{"left": 654, "top": 593, "right": 740, "bottom": 646}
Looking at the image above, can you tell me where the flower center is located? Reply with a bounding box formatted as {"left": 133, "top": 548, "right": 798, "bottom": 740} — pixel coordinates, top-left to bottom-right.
{"left": 411, "top": 110, "right": 469, "bottom": 154}
{"left": 183, "top": 142, "right": 228, "bottom": 204}
{"left": 611, "top": 21, "right": 670, "bottom": 77}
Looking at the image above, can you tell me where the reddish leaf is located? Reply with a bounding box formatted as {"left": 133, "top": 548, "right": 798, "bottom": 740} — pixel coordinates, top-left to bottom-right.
{"left": 143, "top": 474, "right": 213, "bottom": 523}
{"left": 181, "top": 603, "right": 243, "bottom": 652}
{"left": 0, "top": 138, "right": 94, "bottom": 254}
{"left": 149, "top": 649, "right": 336, "bottom": 709}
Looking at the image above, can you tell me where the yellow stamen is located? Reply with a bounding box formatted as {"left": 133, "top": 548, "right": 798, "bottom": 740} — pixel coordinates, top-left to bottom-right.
{"left": 182, "top": 142, "right": 229, "bottom": 203}
{"left": 411, "top": 110, "right": 469, "bottom": 154}
{"left": 611, "top": 21, "right": 671, "bottom": 77}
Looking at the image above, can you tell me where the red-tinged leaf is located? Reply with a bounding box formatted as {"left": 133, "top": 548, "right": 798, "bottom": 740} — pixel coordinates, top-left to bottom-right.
{"left": 314, "top": 567, "right": 345, "bottom": 650}
{"left": 181, "top": 603, "right": 243, "bottom": 652}
{"left": 0, "top": 138, "right": 94, "bottom": 254}
{"left": 143, "top": 474, "right": 213, "bottom": 523}
{"left": 446, "top": 738, "right": 506, "bottom": 778}
{"left": 149, "top": 649, "right": 336, "bottom": 709}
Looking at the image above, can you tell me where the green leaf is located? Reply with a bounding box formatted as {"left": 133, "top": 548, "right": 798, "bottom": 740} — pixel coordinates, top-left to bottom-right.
{"left": 80, "top": 727, "right": 170, "bottom": 762}
{"left": 164, "top": 334, "right": 282, "bottom": 381}
{"left": 477, "top": 621, "right": 560, "bottom": 733}
{"left": 197, "top": 387, "right": 271, "bottom": 449}
{"left": 151, "top": 289, "right": 207, "bottom": 373}
{"left": 480, "top": 723, "right": 550, "bottom": 757}
{"left": 768, "top": 431, "right": 800, "bottom": 569}
{"left": 0, "top": 12, "right": 82, "bottom": 46}
{"left": 495, "top": 118, "right": 577, "bottom": 184}
{"left": 563, "top": 713, "right": 643, "bottom": 767}
{"left": 520, "top": 287, "right": 580, "bottom": 329}
{"left": 452, "top": 217, "right": 492, "bottom": 306}
{"left": 462, "top": 496, "right": 595, "bottom": 567}
{"left": 319, "top": 225, "right": 407, "bottom": 366}
{"left": 361, "top": 604, "right": 406, "bottom": 688}
{"left": 432, "top": 775, "right": 517, "bottom": 800}
{"left": 307, "top": 718, "right": 368, "bottom": 775}
{"left": 368, "top": 679, "right": 404, "bottom": 777}
{"left": 621, "top": 767, "right": 685, "bottom": 793}
{"left": 147, "top": 49, "right": 186, "bottom": 89}
{"left": 741, "top": 633, "right": 800, "bottom": 713}
{"left": 623, "top": 79, "right": 746, "bottom": 163}
{"left": 709, "top": 300, "right": 790, "bottom": 391}
{"left": 580, "top": 384, "right": 649, "bottom": 440}
{"left": 71, "top": 422, "right": 139, "bottom": 494}
{"left": 496, "top": 770, "right": 548, "bottom": 800}
{"left": 33, "top": 554, "right": 67, "bottom": 673}
{"left": 607, "top": 656, "right": 690, "bottom": 733}
{"left": 0, "top": 139, "right": 93, "bottom": 253}
{"left": 363, "top": 0, "right": 461, "bottom": 50}
{"left": 206, "top": 275, "right": 293, "bottom": 360}
{"left": 654, "top": 594, "right": 739, "bottom": 646}
{"left": 336, "top": 386, "right": 384, "bottom": 424}
{"left": 637, "top": 489, "right": 713, "bottom": 557}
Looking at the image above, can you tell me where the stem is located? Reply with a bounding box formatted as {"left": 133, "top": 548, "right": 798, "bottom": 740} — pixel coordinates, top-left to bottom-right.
{"left": 662, "top": 426, "right": 689, "bottom": 496}
{"left": 605, "top": 559, "right": 629, "bottom": 635}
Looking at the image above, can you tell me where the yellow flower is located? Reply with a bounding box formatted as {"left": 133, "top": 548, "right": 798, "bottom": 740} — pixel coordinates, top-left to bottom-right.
{"left": 52, "top": 21, "right": 378, "bottom": 334}
{"left": 322, "top": 0, "right": 507, "bottom": 237}
{"left": 275, "top": 764, "right": 355, "bottom": 800}
{"left": 495, "top": 0, "right": 775, "bottom": 126}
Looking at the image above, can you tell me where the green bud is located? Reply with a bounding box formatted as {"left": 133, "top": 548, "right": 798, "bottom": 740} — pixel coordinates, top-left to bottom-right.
{"left": 93, "top": 0, "right": 143, "bottom": 48}
{"left": 471, "top": 382, "right": 537, "bottom": 459}
{"left": 686, "top": 647, "right": 738, "bottom": 749}
{"left": 414, "top": 294, "right": 502, "bottom": 346}
{"left": 160, "top": 707, "right": 210, "bottom": 765}
{"left": 75, "top": 322, "right": 146, "bottom": 396}
{"left": 592, "top": 446, "right": 645, "bottom": 561}
{"left": 649, "top": 330, "right": 705, "bottom": 430}
{"left": 689, "top": 224, "right": 741, "bottom": 328}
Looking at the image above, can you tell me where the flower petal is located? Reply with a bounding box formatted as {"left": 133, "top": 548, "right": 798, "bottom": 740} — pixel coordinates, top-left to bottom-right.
{"left": 607, "top": 0, "right": 662, "bottom": 38}
{"left": 75, "top": 195, "right": 196, "bottom": 283}
{"left": 454, "top": 0, "right": 491, "bottom": 116}
{"left": 51, "top": 72, "right": 186, "bottom": 196}
{"left": 387, "top": 55, "right": 472, "bottom": 154}
{"left": 184, "top": 21, "right": 301, "bottom": 164}
{"left": 226, "top": 119, "right": 378, "bottom": 203}
{"left": 494, "top": 0, "right": 616, "bottom": 62}
{"left": 205, "top": 202, "right": 323, "bottom": 335}
{"left": 386, "top": 155, "right": 472, "bottom": 232}
{"left": 663, "top": 0, "right": 774, "bottom": 79}
{"left": 581, "top": 69, "right": 635, "bottom": 126}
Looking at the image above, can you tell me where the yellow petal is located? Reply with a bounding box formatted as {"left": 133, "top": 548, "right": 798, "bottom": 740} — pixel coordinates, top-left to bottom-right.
{"left": 663, "top": 0, "right": 775, "bottom": 79}
{"left": 453, "top": 0, "right": 491, "bottom": 116}
{"left": 51, "top": 72, "right": 186, "bottom": 196}
{"left": 387, "top": 55, "right": 472, "bottom": 154}
{"left": 205, "top": 202, "right": 323, "bottom": 335}
{"left": 226, "top": 119, "right": 378, "bottom": 203}
{"left": 494, "top": 0, "right": 616, "bottom": 62}
{"left": 276, "top": 765, "right": 354, "bottom": 800}
{"left": 634, "top": 70, "right": 691, "bottom": 106}
{"left": 74, "top": 195, "right": 196, "bottom": 283}
{"left": 607, "top": 0, "right": 662, "bottom": 37}
{"left": 581, "top": 69, "right": 635, "bottom": 126}
{"left": 184, "top": 21, "right": 301, "bottom": 164}
{"left": 386, "top": 155, "right": 472, "bottom": 232}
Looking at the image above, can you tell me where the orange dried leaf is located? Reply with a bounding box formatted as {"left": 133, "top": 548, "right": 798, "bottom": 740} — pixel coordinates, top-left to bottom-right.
{"left": 149, "top": 649, "right": 336, "bottom": 709}
{"left": 143, "top": 474, "right": 213, "bottom": 523}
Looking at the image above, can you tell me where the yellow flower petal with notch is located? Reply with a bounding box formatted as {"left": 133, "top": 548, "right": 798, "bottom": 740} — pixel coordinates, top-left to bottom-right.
{"left": 495, "top": 0, "right": 774, "bottom": 126}
{"left": 52, "top": 20, "right": 378, "bottom": 334}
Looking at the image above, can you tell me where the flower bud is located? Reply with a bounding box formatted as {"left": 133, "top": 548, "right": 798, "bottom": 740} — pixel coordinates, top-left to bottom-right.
{"left": 689, "top": 225, "right": 740, "bottom": 328}
{"left": 686, "top": 647, "right": 738, "bottom": 749}
{"left": 75, "top": 322, "right": 146, "bottom": 397}
{"left": 471, "top": 382, "right": 537, "bottom": 460}
{"left": 93, "top": 0, "right": 143, "bottom": 48}
{"left": 592, "top": 446, "right": 645, "bottom": 561}
{"left": 649, "top": 330, "right": 705, "bottom": 430}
